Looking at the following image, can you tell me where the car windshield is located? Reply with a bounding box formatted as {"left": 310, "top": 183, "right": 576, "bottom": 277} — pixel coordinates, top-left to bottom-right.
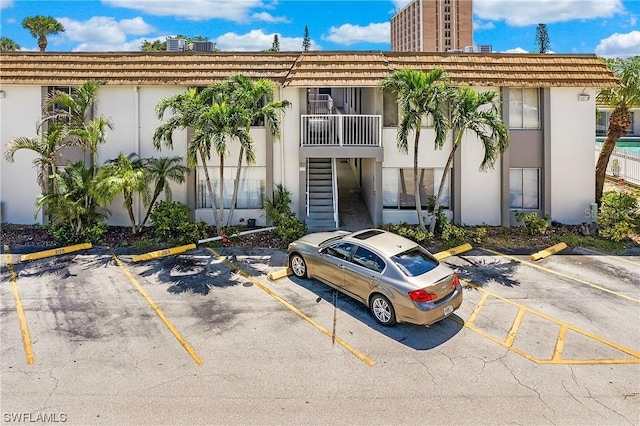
{"left": 391, "top": 247, "right": 439, "bottom": 277}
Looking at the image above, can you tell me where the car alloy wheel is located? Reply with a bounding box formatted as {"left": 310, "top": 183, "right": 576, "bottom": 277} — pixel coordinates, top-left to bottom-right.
{"left": 370, "top": 294, "right": 396, "bottom": 326}
{"left": 290, "top": 254, "right": 307, "bottom": 278}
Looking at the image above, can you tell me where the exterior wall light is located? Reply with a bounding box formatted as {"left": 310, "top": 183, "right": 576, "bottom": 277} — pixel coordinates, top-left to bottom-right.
{"left": 578, "top": 93, "right": 590, "bottom": 101}
{"left": 0, "top": 90, "right": 5, "bottom": 99}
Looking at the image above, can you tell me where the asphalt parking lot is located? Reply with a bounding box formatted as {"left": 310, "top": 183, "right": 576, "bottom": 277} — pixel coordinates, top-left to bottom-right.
{"left": 1, "top": 243, "right": 639, "bottom": 425}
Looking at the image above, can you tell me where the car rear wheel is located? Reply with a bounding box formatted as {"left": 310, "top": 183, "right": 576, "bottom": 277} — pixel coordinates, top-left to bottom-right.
{"left": 369, "top": 294, "right": 396, "bottom": 326}
{"left": 290, "top": 254, "right": 307, "bottom": 278}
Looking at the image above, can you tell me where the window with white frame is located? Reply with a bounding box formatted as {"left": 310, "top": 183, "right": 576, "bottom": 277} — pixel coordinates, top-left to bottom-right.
{"left": 197, "top": 166, "right": 265, "bottom": 209}
{"left": 383, "top": 168, "right": 450, "bottom": 209}
{"left": 509, "top": 88, "right": 540, "bottom": 129}
{"left": 509, "top": 168, "right": 540, "bottom": 209}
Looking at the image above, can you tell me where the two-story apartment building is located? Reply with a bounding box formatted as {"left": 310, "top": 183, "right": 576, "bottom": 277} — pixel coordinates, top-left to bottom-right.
{"left": 0, "top": 51, "right": 618, "bottom": 231}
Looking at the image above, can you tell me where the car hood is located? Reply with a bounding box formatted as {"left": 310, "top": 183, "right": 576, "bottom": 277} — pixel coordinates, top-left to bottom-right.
{"left": 296, "top": 230, "right": 350, "bottom": 248}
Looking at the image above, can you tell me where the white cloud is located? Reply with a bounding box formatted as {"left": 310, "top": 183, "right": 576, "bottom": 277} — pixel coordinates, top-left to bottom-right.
{"left": 502, "top": 47, "right": 530, "bottom": 54}
{"left": 214, "top": 29, "right": 320, "bottom": 51}
{"left": 57, "top": 16, "right": 156, "bottom": 51}
{"left": 251, "top": 12, "right": 289, "bottom": 23}
{"left": 595, "top": 30, "right": 640, "bottom": 58}
{"left": 475, "top": 0, "right": 625, "bottom": 26}
{"left": 102, "top": 0, "right": 265, "bottom": 22}
{"left": 474, "top": 20, "right": 495, "bottom": 31}
{"left": 0, "top": 0, "right": 14, "bottom": 9}
{"left": 323, "top": 22, "right": 390, "bottom": 45}
{"left": 391, "top": 0, "right": 412, "bottom": 11}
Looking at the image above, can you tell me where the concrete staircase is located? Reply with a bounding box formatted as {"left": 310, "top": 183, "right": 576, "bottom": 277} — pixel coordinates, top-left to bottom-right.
{"left": 306, "top": 158, "right": 337, "bottom": 232}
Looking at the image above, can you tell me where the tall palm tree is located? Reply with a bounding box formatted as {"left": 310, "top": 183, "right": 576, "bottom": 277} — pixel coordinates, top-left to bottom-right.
{"left": 140, "top": 156, "right": 189, "bottom": 227}
{"left": 222, "top": 74, "right": 291, "bottom": 227}
{"left": 595, "top": 56, "right": 640, "bottom": 205}
{"left": 21, "top": 15, "right": 65, "bottom": 52}
{"left": 154, "top": 88, "right": 225, "bottom": 229}
{"left": 99, "top": 153, "right": 150, "bottom": 234}
{"left": 68, "top": 117, "right": 113, "bottom": 177}
{"left": 0, "top": 37, "right": 20, "bottom": 51}
{"left": 3, "top": 124, "right": 69, "bottom": 194}
{"left": 42, "top": 80, "right": 106, "bottom": 127}
{"left": 380, "top": 68, "right": 450, "bottom": 231}
{"left": 429, "top": 87, "right": 510, "bottom": 234}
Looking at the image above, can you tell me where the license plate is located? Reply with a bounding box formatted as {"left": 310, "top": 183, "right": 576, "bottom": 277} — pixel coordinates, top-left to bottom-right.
{"left": 443, "top": 304, "right": 454, "bottom": 316}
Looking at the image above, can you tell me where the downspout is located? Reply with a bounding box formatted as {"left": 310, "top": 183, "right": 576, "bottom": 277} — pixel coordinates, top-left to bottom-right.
{"left": 133, "top": 86, "right": 141, "bottom": 225}
{"left": 279, "top": 86, "right": 285, "bottom": 185}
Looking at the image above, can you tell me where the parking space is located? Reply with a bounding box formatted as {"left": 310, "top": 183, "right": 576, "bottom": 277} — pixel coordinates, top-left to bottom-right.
{"left": 1, "top": 243, "right": 638, "bottom": 425}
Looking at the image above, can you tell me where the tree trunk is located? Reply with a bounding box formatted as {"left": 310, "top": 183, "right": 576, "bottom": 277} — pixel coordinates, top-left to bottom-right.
{"left": 140, "top": 185, "right": 163, "bottom": 228}
{"left": 218, "top": 154, "right": 226, "bottom": 229}
{"left": 226, "top": 146, "right": 244, "bottom": 228}
{"left": 199, "top": 149, "right": 221, "bottom": 230}
{"left": 126, "top": 194, "right": 137, "bottom": 234}
{"left": 413, "top": 130, "right": 426, "bottom": 231}
{"left": 595, "top": 107, "right": 630, "bottom": 205}
{"left": 429, "top": 142, "right": 458, "bottom": 234}
{"left": 38, "top": 35, "right": 47, "bottom": 52}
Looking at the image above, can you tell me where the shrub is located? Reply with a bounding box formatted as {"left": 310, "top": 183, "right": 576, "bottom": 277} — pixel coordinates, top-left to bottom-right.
{"left": 46, "top": 221, "right": 108, "bottom": 245}
{"left": 381, "top": 223, "right": 434, "bottom": 244}
{"left": 149, "top": 200, "right": 207, "bottom": 245}
{"left": 276, "top": 215, "right": 307, "bottom": 245}
{"left": 598, "top": 191, "right": 639, "bottom": 242}
{"left": 264, "top": 184, "right": 307, "bottom": 244}
{"left": 439, "top": 221, "right": 467, "bottom": 248}
{"left": 515, "top": 211, "right": 549, "bottom": 235}
{"left": 470, "top": 227, "right": 487, "bottom": 245}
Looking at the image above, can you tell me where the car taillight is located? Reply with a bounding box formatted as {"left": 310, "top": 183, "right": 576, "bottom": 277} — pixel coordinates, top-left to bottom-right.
{"left": 408, "top": 289, "right": 437, "bottom": 302}
{"left": 452, "top": 273, "right": 460, "bottom": 288}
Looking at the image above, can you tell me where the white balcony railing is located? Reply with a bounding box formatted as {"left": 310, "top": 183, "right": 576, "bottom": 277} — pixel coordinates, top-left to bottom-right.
{"left": 301, "top": 114, "right": 382, "bottom": 147}
{"left": 308, "top": 93, "right": 334, "bottom": 114}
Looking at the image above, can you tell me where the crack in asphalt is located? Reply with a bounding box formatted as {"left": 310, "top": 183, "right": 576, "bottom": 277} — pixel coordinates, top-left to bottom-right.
{"left": 583, "top": 384, "right": 635, "bottom": 425}
{"left": 501, "top": 357, "right": 557, "bottom": 420}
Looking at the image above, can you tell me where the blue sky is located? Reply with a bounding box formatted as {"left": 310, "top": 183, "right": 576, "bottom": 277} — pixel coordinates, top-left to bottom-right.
{"left": 0, "top": 0, "right": 638, "bottom": 57}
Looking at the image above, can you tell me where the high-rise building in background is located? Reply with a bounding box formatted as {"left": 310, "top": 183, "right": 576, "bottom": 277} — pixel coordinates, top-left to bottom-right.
{"left": 390, "top": 0, "right": 473, "bottom": 52}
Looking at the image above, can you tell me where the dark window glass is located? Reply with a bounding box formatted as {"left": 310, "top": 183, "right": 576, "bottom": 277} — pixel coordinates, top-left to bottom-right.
{"left": 391, "top": 247, "right": 439, "bottom": 277}
{"left": 324, "top": 242, "right": 354, "bottom": 260}
{"left": 352, "top": 246, "right": 385, "bottom": 273}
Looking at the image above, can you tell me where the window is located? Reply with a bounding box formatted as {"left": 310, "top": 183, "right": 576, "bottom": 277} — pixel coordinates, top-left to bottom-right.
{"left": 383, "top": 91, "right": 398, "bottom": 127}
{"left": 352, "top": 246, "right": 385, "bottom": 273}
{"left": 509, "top": 88, "right": 540, "bottom": 129}
{"left": 324, "top": 242, "right": 354, "bottom": 260}
{"left": 391, "top": 247, "right": 439, "bottom": 277}
{"left": 197, "top": 166, "right": 265, "bottom": 209}
{"left": 383, "top": 168, "right": 450, "bottom": 209}
{"left": 510, "top": 168, "right": 540, "bottom": 209}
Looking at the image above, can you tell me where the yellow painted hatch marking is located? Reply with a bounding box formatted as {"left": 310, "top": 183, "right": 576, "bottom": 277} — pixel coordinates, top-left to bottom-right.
{"left": 206, "top": 248, "right": 375, "bottom": 367}
{"left": 131, "top": 244, "right": 196, "bottom": 262}
{"left": 460, "top": 280, "right": 640, "bottom": 364}
{"left": 4, "top": 245, "right": 35, "bottom": 365}
{"left": 481, "top": 247, "right": 640, "bottom": 304}
{"left": 111, "top": 252, "right": 203, "bottom": 365}
{"left": 434, "top": 243, "right": 473, "bottom": 261}
{"left": 20, "top": 243, "right": 92, "bottom": 262}
{"left": 530, "top": 242, "right": 567, "bottom": 261}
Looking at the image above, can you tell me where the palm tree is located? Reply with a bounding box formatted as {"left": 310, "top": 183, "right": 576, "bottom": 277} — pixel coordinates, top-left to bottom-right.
{"left": 21, "top": 15, "right": 65, "bottom": 52}
{"left": 139, "top": 156, "right": 189, "bottom": 227}
{"left": 222, "top": 74, "right": 291, "bottom": 227}
{"left": 42, "top": 80, "right": 106, "bottom": 127}
{"left": 595, "top": 56, "right": 640, "bottom": 205}
{"left": 99, "top": 153, "right": 150, "bottom": 234}
{"left": 0, "top": 37, "right": 20, "bottom": 51}
{"left": 68, "top": 117, "right": 113, "bottom": 177}
{"left": 36, "top": 161, "right": 109, "bottom": 238}
{"left": 3, "top": 124, "right": 69, "bottom": 194}
{"left": 154, "top": 87, "right": 224, "bottom": 229}
{"left": 429, "top": 87, "right": 510, "bottom": 234}
{"left": 380, "top": 68, "right": 450, "bottom": 231}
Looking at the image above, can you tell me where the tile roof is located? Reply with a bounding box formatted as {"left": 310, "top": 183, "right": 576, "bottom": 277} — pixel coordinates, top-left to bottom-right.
{"left": 0, "top": 51, "right": 619, "bottom": 88}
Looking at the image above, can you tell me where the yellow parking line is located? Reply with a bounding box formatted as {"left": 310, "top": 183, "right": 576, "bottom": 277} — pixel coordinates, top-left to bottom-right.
{"left": 111, "top": 252, "right": 203, "bottom": 366}
{"left": 578, "top": 247, "right": 640, "bottom": 267}
{"left": 460, "top": 279, "right": 640, "bottom": 364}
{"left": 4, "top": 246, "right": 35, "bottom": 365}
{"left": 206, "top": 248, "right": 375, "bottom": 367}
{"left": 465, "top": 292, "right": 489, "bottom": 327}
{"left": 481, "top": 248, "right": 640, "bottom": 304}
{"left": 504, "top": 308, "right": 526, "bottom": 348}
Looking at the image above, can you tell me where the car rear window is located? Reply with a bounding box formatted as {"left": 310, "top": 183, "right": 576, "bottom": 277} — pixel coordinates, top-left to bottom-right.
{"left": 391, "top": 247, "right": 439, "bottom": 277}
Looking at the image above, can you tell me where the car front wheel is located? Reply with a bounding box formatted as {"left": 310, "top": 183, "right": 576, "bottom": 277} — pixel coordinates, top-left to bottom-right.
{"left": 290, "top": 254, "right": 307, "bottom": 278}
{"left": 370, "top": 294, "right": 396, "bottom": 326}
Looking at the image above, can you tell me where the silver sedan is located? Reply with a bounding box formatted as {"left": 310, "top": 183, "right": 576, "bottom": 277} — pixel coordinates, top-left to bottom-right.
{"left": 287, "top": 229, "right": 463, "bottom": 326}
